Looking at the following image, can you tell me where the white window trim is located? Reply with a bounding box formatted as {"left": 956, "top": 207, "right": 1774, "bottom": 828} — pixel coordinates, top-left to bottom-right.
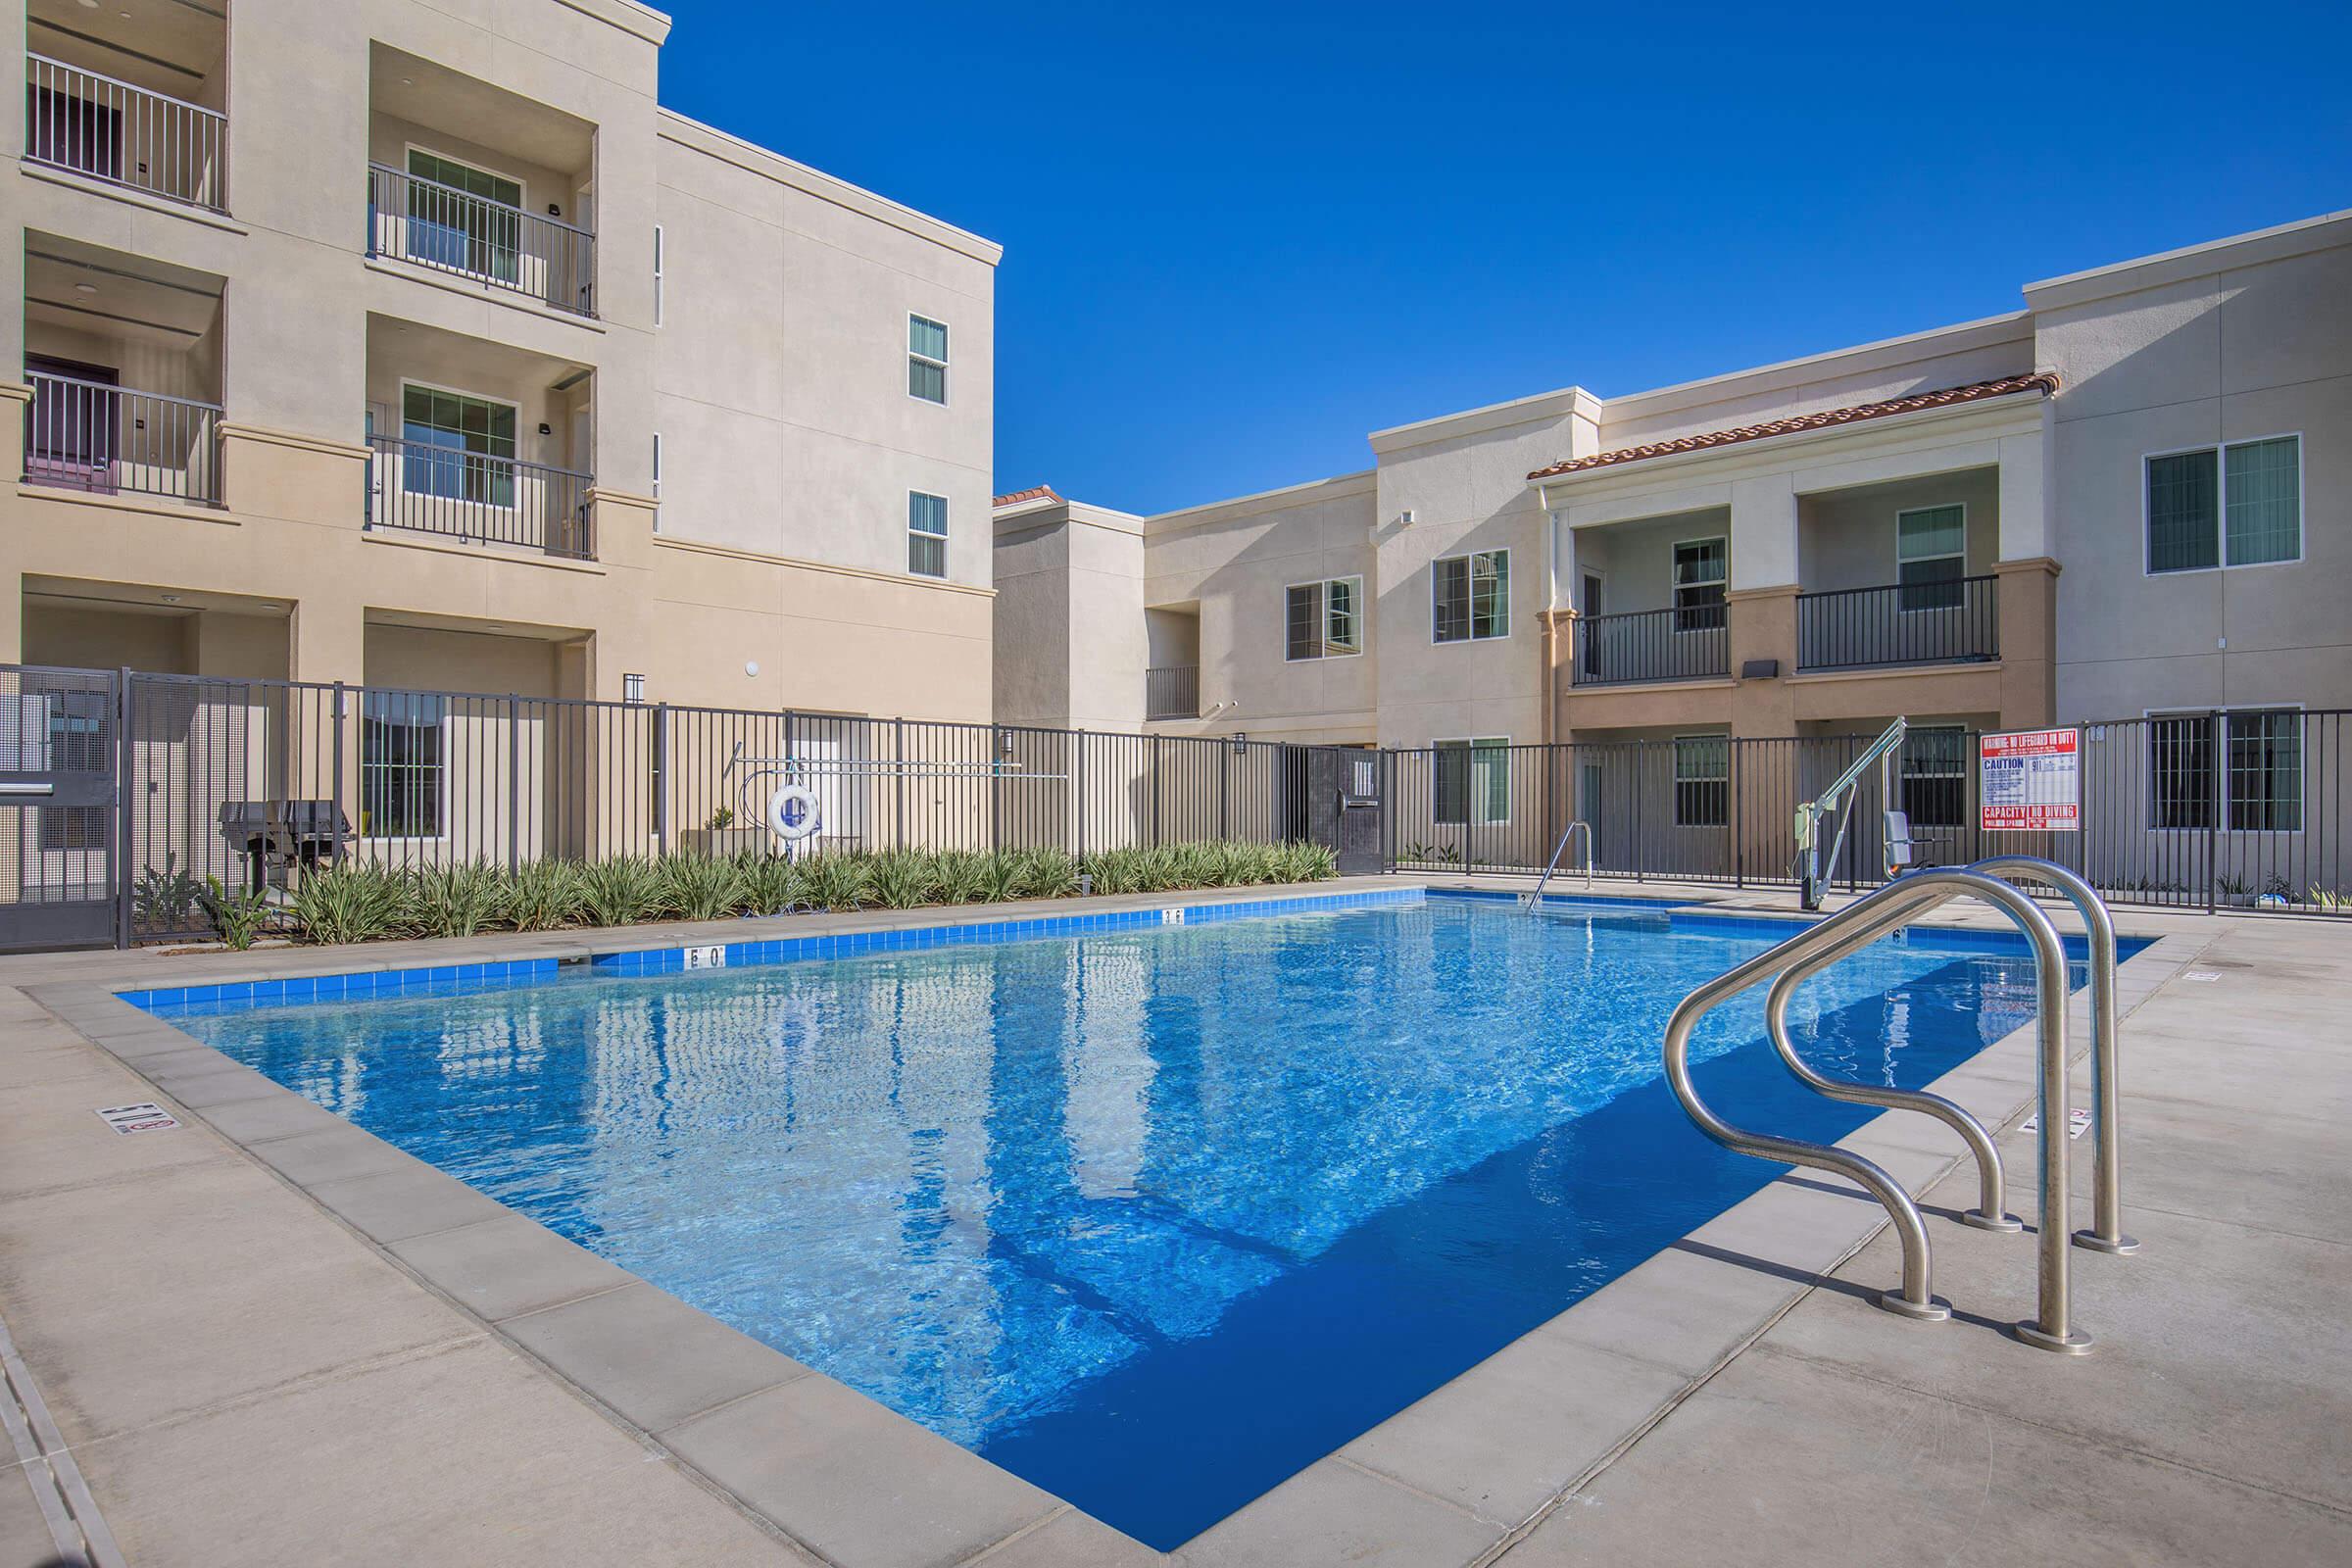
{"left": 403, "top": 141, "right": 530, "bottom": 209}
{"left": 2140, "top": 704, "right": 2307, "bottom": 836}
{"left": 1579, "top": 565, "right": 1606, "bottom": 616}
{"left": 359, "top": 691, "right": 453, "bottom": 846}
{"left": 1433, "top": 735, "right": 1512, "bottom": 826}
{"left": 394, "top": 379, "right": 526, "bottom": 490}
{"left": 1670, "top": 535, "right": 1728, "bottom": 637}
{"left": 1283, "top": 574, "right": 1365, "bottom": 662}
{"left": 1429, "top": 548, "right": 1511, "bottom": 646}
{"left": 652, "top": 223, "right": 663, "bottom": 326}
{"left": 907, "top": 313, "right": 950, "bottom": 406}
{"left": 1671, "top": 730, "right": 1732, "bottom": 828}
{"left": 1894, "top": 503, "right": 1968, "bottom": 613}
{"left": 2140, "top": 432, "right": 2305, "bottom": 577}
{"left": 907, "top": 489, "right": 949, "bottom": 579}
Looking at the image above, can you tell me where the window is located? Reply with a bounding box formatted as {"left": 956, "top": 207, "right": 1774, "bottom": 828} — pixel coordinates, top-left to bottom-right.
{"left": 1435, "top": 738, "right": 1510, "bottom": 825}
{"left": 37, "top": 692, "right": 107, "bottom": 853}
{"left": 908, "top": 315, "right": 949, "bottom": 403}
{"left": 2149, "top": 710, "right": 2302, "bottom": 832}
{"left": 651, "top": 432, "right": 662, "bottom": 503}
{"left": 1672, "top": 538, "right": 1726, "bottom": 632}
{"left": 1285, "top": 577, "right": 1362, "bottom": 661}
{"left": 652, "top": 224, "right": 664, "bottom": 326}
{"left": 361, "top": 691, "right": 446, "bottom": 839}
{"left": 1896, "top": 505, "right": 1966, "bottom": 612}
{"left": 1674, "top": 734, "right": 1729, "bottom": 828}
{"left": 908, "top": 490, "right": 948, "bottom": 577}
{"left": 2147, "top": 436, "right": 2300, "bottom": 572}
{"left": 400, "top": 386, "right": 516, "bottom": 506}
{"left": 1432, "top": 550, "right": 1509, "bottom": 643}
{"left": 1898, "top": 726, "right": 1969, "bottom": 830}
{"left": 405, "top": 149, "right": 522, "bottom": 282}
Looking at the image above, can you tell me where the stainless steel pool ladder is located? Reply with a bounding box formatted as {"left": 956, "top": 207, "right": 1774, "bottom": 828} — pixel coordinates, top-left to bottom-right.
{"left": 1661, "top": 866, "right": 2110, "bottom": 1352}
{"left": 1519, "top": 820, "right": 1593, "bottom": 907}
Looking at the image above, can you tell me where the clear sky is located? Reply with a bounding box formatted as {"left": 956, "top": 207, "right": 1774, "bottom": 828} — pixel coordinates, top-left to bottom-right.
{"left": 652, "top": 1, "right": 2351, "bottom": 516}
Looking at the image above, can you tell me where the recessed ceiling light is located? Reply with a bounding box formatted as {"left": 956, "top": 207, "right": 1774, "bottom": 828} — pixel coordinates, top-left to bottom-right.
{"left": 160, "top": 594, "right": 182, "bottom": 604}
{"left": 74, "top": 282, "right": 97, "bottom": 294}
{"left": 400, "top": 76, "right": 415, "bottom": 86}
{"left": 75, "top": 0, "right": 98, "bottom": 10}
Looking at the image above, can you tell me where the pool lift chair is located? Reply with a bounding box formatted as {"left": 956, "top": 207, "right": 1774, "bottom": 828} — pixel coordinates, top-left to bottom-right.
{"left": 1660, "top": 856, "right": 2133, "bottom": 1354}
{"left": 1792, "top": 716, "right": 1916, "bottom": 911}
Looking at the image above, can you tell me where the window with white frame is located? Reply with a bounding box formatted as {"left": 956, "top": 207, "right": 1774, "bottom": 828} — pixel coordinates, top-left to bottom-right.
{"left": 401, "top": 385, "right": 515, "bottom": 506}
{"left": 361, "top": 691, "right": 446, "bottom": 839}
{"left": 404, "top": 149, "right": 522, "bottom": 282}
{"left": 1898, "top": 725, "right": 1969, "bottom": 830}
{"left": 908, "top": 315, "right": 949, "bottom": 404}
{"left": 652, "top": 224, "right": 664, "bottom": 326}
{"left": 1896, "top": 505, "right": 1966, "bottom": 611}
{"left": 1672, "top": 538, "right": 1727, "bottom": 632}
{"left": 908, "top": 490, "right": 948, "bottom": 577}
{"left": 1432, "top": 550, "right": 1508, "bottom": 643}
{"left": 1674, "top": 734, "right": 1729, "bottom": 827}
{"left": 1435, "top": 737, "right": 1510, "bottom": 825}
{"left": 651, "top": 431, "right": 662, "bottom": 501}
{"left": 1285, "top": 576, "right": 1361, "bottom": 661}
{"left": 2149, "top": 709, "right": 2302, "bottom": 832}
{"left": 2147, "top": 436, "right": 2300, "bottom": 573}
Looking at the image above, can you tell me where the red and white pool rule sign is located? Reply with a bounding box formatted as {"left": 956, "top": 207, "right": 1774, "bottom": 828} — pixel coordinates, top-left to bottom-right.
{"left": 1980, "top": 727, "right": 2081, "bottom": 832}
{"left": 94, "top": 1102, "right": 179, "bottom": 1135}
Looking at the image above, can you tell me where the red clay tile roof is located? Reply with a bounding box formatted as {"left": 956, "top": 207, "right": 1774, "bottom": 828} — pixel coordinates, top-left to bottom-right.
{"left": 1526, "top": 372, "right": 2060, "bottom": 481}
{"left": 992, "top": 484, "right": 1062, "bottom": 507}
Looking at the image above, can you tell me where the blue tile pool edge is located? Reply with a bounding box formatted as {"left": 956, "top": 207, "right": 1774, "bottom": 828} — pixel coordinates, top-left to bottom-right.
{"left": 119, "top": 885, "right": 1430, "bottom": 1012}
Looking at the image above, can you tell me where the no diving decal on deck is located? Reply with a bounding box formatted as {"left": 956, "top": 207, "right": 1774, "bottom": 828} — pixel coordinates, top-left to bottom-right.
{"left": 1981, "top": 727, "right": 2081, "bottom": 832}
{"left": 95, "top": 1102, "right": 179, "bottom": 1135}
{"left": 2020, "top": 1106, "right": 2092, "bottom": 1140}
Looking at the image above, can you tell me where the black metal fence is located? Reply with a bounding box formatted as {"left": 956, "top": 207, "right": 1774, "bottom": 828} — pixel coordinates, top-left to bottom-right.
{"left": 365, "top": 435, "right": 595, "bottom": 559}
{"left": 1573, "top": 606, "right": 1730, "bottom": 686}
{"left": 6, "top": 662, "right": 2342, "bottom": 947}
{"left": 1797, "top": 576, "right": 1999, "bottom": 670}
{"left": 1146, "top": 664, "right": 1200, "bottom": 720}
{"left": 366, "top": 162, "right": 597, "bottom": 318}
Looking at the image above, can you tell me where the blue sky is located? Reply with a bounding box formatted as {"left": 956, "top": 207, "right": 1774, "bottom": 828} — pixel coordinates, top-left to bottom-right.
{"left": 654, "top": 1, "right": 2351, "bottom": 516}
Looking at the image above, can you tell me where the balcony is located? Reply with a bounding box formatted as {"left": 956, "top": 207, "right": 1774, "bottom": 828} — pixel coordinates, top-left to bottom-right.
{"left": 1796, "top": 576, "right": 1998, "bottom": 671}
{"left": 1146, "top": 664, "right": 1200, "bottom": 720}
{"left": 1572, "top": 606, "right": 1730, "bottom": 687}
{"left": 366, "top": 436, "right": 594, "bottom": 560}
{"left": 24, "top": 52, "right": 226, "bottom": 212}
{"left": 367, "top": 164, "right": 597, "bottom": 318}
{"left": 24, "top": 369, "right": 220, "bottom": 506}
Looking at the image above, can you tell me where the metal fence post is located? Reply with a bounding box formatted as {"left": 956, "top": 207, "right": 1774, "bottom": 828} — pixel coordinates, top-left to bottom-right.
{"left": 894, "top": 716, "right": 906, "bottom": 851}
{"left": 113, "top": 669, "right": 133, "bottom": 949}
{"left": 1634, "top": 741, "right": 1646, "bottom": 882}
{"left": 652, "top": 703, "right": 670, "bottom": 858}
{"left": 330, "top": 681, "right": 347, "bottom": 871}
{"left": 1734, "top": 741, "right": 1745, "bottom": 888}
{"left": 1219, "top": 741, "right": 1230, "bottom": 839}
{"left": 991, "top": 723, "right": 1003, "bottom": 853}
{"left": 507, "top": 694, "right": 521, "bottom": 873}
{"left": 1151, "top": 734, "right": 1161, "bottom": 847}
{"left": 2205, "top": 708, "right": 2221, "bottom": 913}
{"left": 1075, "top": 730, "right": 1088, "bottom": 860}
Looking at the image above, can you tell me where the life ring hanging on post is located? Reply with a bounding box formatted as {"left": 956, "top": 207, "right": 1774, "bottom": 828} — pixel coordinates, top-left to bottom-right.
{"left": 766, "top": 783, "right": 823, "bottom": 844}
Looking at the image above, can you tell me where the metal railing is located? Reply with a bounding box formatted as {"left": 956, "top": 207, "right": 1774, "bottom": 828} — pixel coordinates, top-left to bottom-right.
{"left": 1519, "top": 819, "right": 1592, "bottom": 905}
{"left": 1797, "top": 575, "right": 1998, "bottom": 671}
{"left": 24, "top": 369, "right": 220, "bottom": 505}
{"left": 366, "top": 163, "right": 597, "bottom": 318}
{"left": 1573, "top": 605, "right": 1730, "bottom": 686}
{"left": 1662, "top": 866, "right": 2100, "bottom": 1349}
{"left": 24, "top": 53, "right": 226, "bottom": 211}
{"left": 366, "top": 435, "right": 595, "bottom": 559}
{"left": 1146, "top": 664, "right": 1200, "bottom": 720}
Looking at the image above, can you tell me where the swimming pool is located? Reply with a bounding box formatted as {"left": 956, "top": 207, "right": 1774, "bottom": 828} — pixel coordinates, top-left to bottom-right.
{"left": 149, "top": 890, "right": 2118, "bottom": 1548}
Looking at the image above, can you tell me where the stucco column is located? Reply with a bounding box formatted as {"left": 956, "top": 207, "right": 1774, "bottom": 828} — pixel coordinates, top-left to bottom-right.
{"left": 0, "top": 384, "right": 27, "bottom": 662}
{"left": 1997, "top": 408, "right": 2055, "bottom": 562}
{"left": 1994, "top": 558, "right": 2061, "bottom": 728}
{"left": 218, "top": 425, "right": 371, "bottom": 531}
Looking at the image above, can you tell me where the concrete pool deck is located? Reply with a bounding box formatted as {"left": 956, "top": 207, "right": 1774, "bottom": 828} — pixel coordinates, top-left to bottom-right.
{"left": 0, "top": 876, "right": 2344, "bottom": 1566}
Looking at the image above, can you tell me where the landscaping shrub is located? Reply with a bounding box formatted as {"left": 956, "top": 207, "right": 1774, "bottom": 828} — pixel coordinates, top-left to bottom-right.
{"left": 405, "top": 862, "right": 508, "bottom": 939}
{"left": 289, "top": 863, "right": 404, "bottom": 946}
{"left": 507, "top": 859, "right": 589, "bottom": 932}
{"left": 199, "top": 875, "right": 275, "bottom": 951}
{"left": 737, "top": 852, "right": 807, "bottom": 915}
{"left": 656, "top": 853, "right": 747, "bottom": 921}
{"left": 579, "top": 857, "right": 661, "bottom": 928}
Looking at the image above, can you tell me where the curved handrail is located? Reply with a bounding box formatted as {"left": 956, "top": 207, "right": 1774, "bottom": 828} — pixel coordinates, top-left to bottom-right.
{"left": 1967, "top": 855, "right": 2133, "bottom": 1255}
{"left": 1761, "top": 880, "right": 2022, "bottom": 1234}
{"left": 1663, "top": 869, "right": 2091, "bottom": 1348}
{"left": 1523, "top": 820, "right": 1593, "bottom": 906}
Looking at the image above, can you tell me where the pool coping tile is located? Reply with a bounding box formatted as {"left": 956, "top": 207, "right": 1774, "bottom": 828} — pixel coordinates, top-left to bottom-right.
{"left": 8, "top": 882, "right": 2212, "bottom": 1567}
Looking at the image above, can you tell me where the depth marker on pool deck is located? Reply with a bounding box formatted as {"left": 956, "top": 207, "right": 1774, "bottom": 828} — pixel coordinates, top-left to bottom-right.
{"left": 93, "top": 1102, "right": 178, "bottom": 1135}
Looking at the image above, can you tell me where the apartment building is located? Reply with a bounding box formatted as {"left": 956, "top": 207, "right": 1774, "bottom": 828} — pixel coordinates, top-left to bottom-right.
{"left": 5, "top": 0, "right": 999, "bottom": 719}
{"left": 999, "top": 210, "right": 2348, "bottom": 887}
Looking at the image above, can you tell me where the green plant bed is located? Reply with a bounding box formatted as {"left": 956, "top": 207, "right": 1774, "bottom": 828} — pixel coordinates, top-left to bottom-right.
{"left": 272, "top": 841, "right": 1340, "bottom": 948}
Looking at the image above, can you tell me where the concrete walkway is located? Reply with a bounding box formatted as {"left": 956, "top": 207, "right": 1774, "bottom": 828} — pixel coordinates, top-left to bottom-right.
{"left": 1496, "top": 914, "right": 2352, "bottom": 1567}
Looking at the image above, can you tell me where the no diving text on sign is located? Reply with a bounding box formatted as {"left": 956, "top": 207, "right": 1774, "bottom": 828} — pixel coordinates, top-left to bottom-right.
{"left": 1981, "top": 727, "right": 2080, "bottom": 832}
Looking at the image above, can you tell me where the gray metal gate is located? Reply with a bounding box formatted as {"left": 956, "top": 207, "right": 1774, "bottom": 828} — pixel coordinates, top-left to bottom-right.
{"left": 0, "top": 664, "right": 120, "bottom": 952}
{"left": 1305, "top": 745, "right": 1385, "bottom": 875}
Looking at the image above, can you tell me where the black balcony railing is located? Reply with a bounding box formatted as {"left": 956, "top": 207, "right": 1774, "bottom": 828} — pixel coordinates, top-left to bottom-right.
{"left": 1146, "top": 664, "right": 1200, "bottom": 720}
{"left": 1572, "top": 606, "right": 1730, "bottom": 686}
{"left": 1797, "top": 576, "right": 1999, "bottom": 671}
{"left": 366, "top": 163, "right": 597, "bottom": 318}
{"left": 366, "top": 435, "right": 594, "bottom": 559}
{"left": 24, "top": 369, "right": 220, "bottom": 505}
{"left": 24, "top": 53, "right": 227, "bottom": 211}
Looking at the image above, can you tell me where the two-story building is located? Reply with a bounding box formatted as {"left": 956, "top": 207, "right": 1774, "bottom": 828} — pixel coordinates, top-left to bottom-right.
{"left": 5, "top": 0, "right": 999, "bottom": 719}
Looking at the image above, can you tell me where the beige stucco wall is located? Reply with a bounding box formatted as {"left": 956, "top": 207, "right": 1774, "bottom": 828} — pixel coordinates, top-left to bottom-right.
{"left": 2, "top": 0, "right": 1000, "bottom": 725}
{"left": 990, "top": 497, "right": 1147, "bottom": 731}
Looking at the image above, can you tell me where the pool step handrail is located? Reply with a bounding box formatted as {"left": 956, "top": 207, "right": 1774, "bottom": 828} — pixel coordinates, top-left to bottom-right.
{"left": 1519, "top": 819, "right": 1593, "bottom": 908}
{"left": 1761, "top": 880, "right": 2023, "bottom": 1236}
{"left": 1660, "top": 867, "right": 2093, "bottom": 1350}
{"left": 1964, "top": 855, "right": 2134, "bottom": 1255}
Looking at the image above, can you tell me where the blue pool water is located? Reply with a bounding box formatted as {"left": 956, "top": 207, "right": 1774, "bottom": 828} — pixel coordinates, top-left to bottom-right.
{"left": 155, "top": 894, "right": 2120, "bottom": 1548}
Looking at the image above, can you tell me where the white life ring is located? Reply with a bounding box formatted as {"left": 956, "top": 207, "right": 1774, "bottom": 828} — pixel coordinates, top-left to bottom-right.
{"left": 765, "top": 783, "right": 823, "bottom": 843}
